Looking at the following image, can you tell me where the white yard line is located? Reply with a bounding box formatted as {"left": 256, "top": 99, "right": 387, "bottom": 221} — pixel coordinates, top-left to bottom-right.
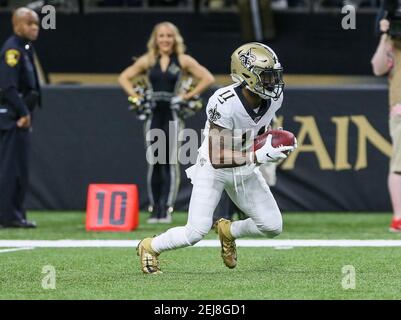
{"left": 1, "top": 239, "right": 401, "bottom": 248}
{"left": 0, "top": 247, "right": 35, "bottom": 254}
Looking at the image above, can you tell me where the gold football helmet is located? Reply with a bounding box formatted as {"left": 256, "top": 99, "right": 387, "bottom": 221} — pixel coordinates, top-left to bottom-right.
{"left": 231, "top": 42, "right": 284, "bottom": 100}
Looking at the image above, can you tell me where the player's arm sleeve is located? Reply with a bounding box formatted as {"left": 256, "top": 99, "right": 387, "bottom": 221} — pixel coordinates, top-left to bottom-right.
{"left": 205, "top": 94, "right": 233, "bottom": 130}
{"left": 0, "top": 49, "right": 30, "bottom": 117}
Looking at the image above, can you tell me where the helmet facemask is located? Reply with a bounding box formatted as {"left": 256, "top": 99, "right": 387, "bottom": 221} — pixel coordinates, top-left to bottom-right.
{"left": 231, "top": 42, "right": 285, "bottom": 101}
{"left": 250, "top": 66, "right": 284, "bottom": 101}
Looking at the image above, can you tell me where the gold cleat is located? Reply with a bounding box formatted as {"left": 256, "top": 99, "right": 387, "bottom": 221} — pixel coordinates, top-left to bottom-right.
{"left": 215, "top": 218, "right": 237, "bottom": 269}
{"left": 136, "top": 238, "right": 162, "bottom": 274}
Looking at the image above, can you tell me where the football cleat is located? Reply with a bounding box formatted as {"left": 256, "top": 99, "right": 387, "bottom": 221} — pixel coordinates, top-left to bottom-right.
{"left": 136, "top": 238, "right": 162, "bottom": 274}
{"left": 215, "top": 218, "right": 237, "bottom": 269}
{"left": 389, "top": 218, "right": 401, "bottom": 232}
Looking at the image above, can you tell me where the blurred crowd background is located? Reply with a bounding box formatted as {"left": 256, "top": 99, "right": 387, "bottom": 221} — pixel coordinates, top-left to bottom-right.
{"left": 0, "top": 0, "right": 387, "bottom": 83}
{"left": 0, "top": 0, "right": 384, "bottom": 11}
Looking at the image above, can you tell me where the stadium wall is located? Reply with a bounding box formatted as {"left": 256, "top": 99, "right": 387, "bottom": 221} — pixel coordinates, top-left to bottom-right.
{"left": 24, "top": 85, "right": 392, "bottom": 212}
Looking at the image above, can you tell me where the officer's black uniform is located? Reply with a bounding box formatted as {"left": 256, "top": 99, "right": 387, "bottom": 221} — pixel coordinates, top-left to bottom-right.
{"left": 0, "top": 35, "right": 40, "bottom": 227}
{"left": 145, "top": 53, "right": 184, "bottom": 221}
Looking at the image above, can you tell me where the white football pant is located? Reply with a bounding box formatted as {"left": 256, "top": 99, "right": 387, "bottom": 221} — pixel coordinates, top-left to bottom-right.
{"left": 151, "top": 161, "right": 282, "bottom": 254}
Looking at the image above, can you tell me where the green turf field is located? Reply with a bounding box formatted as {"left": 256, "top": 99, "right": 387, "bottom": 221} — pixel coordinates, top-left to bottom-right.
{"left": 1, "top": 212, "right": 401, "bottom": 300}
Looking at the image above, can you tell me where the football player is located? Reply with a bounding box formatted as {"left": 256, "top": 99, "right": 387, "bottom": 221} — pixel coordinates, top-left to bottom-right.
{"left": 137, "top": 42, "right": 296, "bottom": 274}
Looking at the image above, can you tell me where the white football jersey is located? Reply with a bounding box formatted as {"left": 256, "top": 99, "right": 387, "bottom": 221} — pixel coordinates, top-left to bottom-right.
{"left": 199, "top": 83, "right": 283, "bottom": 171}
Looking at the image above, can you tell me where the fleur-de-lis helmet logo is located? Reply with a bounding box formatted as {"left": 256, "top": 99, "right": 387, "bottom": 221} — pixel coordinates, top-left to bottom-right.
{"left": 239, "top": 48, "right": 257, "bottom": 70}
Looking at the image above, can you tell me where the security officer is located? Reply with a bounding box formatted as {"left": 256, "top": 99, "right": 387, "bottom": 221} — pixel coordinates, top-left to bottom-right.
{"left": 0, "top": 7, "right": 41, "bottom": 228}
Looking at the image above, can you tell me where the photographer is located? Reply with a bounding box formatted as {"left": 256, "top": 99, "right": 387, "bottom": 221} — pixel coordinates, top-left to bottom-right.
{"left": 371, "top": 7, "right": 401, "bottom": 232}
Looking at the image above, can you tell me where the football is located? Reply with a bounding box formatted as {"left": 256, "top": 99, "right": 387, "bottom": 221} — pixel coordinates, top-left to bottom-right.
{"left": 253, "top": 129, "right": 296, "bottom": 152}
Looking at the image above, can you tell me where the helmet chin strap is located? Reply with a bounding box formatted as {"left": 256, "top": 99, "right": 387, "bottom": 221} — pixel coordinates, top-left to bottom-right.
{"left": 244, "top": 81, "right": 281, "bottom": 101}
{"left": 248, "top": 84, "right": 274, "bottom": 100}
{"left": 245, "top": 84, "right": 266, "bottom": 99}
{"left": 260, "top": 85, "right": 284, "bottom": 101}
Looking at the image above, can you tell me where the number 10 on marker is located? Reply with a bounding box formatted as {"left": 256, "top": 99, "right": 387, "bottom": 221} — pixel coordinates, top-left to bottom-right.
{"left": 86, "top": 184, "right": 139, "bottom": 232}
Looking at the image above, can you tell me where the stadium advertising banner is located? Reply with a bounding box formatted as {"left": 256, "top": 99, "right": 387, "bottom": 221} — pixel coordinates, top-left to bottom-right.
{"left": 274, "top": 86, "right": 391, "bottom": 212}
{"left": 26, "top": 86, "right": 391, "bottom": 212}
